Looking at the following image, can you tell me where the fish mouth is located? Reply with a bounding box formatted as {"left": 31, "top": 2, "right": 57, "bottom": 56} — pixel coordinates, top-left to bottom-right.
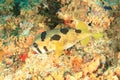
{"left": 30, "top": 45, "right": 40, "bottom": 54}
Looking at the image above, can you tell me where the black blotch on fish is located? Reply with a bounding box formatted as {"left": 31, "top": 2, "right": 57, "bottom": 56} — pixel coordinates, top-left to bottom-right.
{"left": 43, "top": 46, "right": 48, "bottom": 52}
{"left": 50, "top": 34, "right": 61, "bottom": 41}
{"left": 41, "top": 31, "right": 47, "bottom": 41}
{"left": 60, "top": 28, "right": 69, "bottom": 34}
{"left": 33, "top": 42, "right": 42, "bottom": 53}
{"left": 75, "top": 29, "right": 82, "bottom": 33}
{"left": 33, "top": 43, "right": 38, "bottom": 48}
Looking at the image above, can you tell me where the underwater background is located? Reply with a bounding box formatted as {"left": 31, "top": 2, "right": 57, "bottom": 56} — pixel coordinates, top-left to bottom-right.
{"left": 0, "top": 0, "right": 120, "bottom": 80}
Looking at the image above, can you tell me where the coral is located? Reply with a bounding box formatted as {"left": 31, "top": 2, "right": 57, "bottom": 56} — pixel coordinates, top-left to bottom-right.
{"left": 0, "top": 0, "right": 120, "bottom": 80}
{"left": 37, "top": 0, "right": 68, "bottom": 29}
{"left": 115, "top": 66, "right": 120, "bottom": 76}
{"left": 12, "top": 1, "right": 21, "bottom": 16}
{"left": 96, "top": 0, "right": 120, "bottom": 6}
{"left": 72, "top": 56, "right": 83, "bottom": 72}
{"left": 19, "top": 21, "right": 33, "bottom": 36}
{"left": 0, "top": 50, "right": 5, "bottom": 61}
{"left": 81, "top": 54, "right": 101, "bottom": 76}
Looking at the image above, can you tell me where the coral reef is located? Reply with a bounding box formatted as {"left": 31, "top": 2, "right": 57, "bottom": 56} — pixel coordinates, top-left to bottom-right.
{"left": 0, "top": 0, "right": 120, "bottom": 80}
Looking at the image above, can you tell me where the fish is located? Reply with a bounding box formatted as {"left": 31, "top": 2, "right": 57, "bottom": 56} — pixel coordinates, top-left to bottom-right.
{"left": 30, "top": 28, "right": 92, "bottom": 57}
{"left": 31, "top": 22, "right": 102, "bottom": 56}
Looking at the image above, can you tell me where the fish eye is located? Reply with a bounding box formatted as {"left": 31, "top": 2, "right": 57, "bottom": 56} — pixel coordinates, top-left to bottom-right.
{"left": 32, "top": 42, "right": 42, "bottom": 53}
{"left": 33, "top": 43, "right": 38, "bottom": 48}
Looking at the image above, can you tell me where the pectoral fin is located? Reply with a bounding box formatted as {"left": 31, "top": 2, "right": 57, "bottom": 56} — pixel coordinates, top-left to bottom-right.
{"left": 54, "top": 42, "right": 64, "bottom": 58}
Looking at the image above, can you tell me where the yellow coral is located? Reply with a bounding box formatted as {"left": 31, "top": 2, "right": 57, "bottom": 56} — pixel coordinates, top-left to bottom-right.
{"left": 81, "top": 54, "right": 100, "bottom": 76}
{"left": 51, "top": 71, "right": 64, "bottom": 80}
{"left": 0, "top": 50, "right": 5, "bottom": 61}
{"left": 74, "top": 72, "right": 82, "bottom": 79}
{"left": 115, "top": 66, "right": 120, "bottom": 76}
{"left": 44, "top": 75, "right": 53, "bottom": 80}
{"left": 65, "top": 75, "right": 76, "bottom": 80}
{"left": 72, "top": 56, "right": 83, "bottom": 72}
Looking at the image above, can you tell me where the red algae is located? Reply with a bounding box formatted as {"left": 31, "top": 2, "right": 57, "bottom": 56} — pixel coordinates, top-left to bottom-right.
{"left": 20, "top": 53, "right": 28, "bottom": 62}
